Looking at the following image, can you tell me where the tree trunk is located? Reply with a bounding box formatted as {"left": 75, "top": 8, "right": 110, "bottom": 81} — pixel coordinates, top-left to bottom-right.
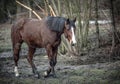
{"left": 95, "top": 0, "right": 100, "bottom": 48}
{"left": 110, "top": 0, "right": 116, "bottom": 49}
{"left": 110, "top": 0, "right": 117, "bottom": 58}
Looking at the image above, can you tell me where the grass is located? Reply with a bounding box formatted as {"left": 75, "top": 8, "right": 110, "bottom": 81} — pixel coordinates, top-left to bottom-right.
{"left": 0, "top": 68, "right": 120, "bottom": 84}
{"left": 0, "top": 24, "right": 28, "bottom": 53}
{"left": 0, "top": 26, "right": 12, "bottom": 52}
{"left": 59, "top": 68, "right": 120, "bottom": 84}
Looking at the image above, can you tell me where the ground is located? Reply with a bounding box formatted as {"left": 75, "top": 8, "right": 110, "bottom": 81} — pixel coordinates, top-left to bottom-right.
{"left": 0, "top": 53, "right": 120, "bottom": 84}
{"left": 0, "top": 23, "right": 120, "bottom": 84}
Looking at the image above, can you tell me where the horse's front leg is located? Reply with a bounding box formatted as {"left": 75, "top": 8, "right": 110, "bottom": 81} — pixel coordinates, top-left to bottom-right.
{"left": 49, "top": 56, "right": 57, "bottom": 77}
{"left": 44, "top": 46, "right": 58, "bottom": 78}
{"left": 27, "top": 47, "right": 40, "bottom": 78}
{"left": 51, "top": 47, "right": 58, "bottom": 77}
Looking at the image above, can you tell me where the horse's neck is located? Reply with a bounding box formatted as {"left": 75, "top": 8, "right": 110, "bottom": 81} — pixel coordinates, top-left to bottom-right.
{"left": 56, "top": 31, "right": 63, "bottom": 39}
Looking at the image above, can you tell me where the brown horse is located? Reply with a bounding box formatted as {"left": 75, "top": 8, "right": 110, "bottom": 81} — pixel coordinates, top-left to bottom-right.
{"left": 11, "top": 16, "right": 76, "bottom": 78}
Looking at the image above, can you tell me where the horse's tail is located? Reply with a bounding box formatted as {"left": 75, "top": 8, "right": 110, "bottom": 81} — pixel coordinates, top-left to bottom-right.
{"left": 11, "top": 18, "right": 25, "bottom": 47}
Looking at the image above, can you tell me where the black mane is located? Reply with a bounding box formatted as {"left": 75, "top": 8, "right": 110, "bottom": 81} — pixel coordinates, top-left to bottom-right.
{"left": 46, "top": 16, "right": 66, "bottom": 32}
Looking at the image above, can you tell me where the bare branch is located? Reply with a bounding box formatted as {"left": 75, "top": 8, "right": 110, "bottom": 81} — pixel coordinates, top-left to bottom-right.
{"left": 45, "top": 0, "right": 56, "bottom": 16}
{"left": 16, "top": 0, "right": 42, "bottom": 20}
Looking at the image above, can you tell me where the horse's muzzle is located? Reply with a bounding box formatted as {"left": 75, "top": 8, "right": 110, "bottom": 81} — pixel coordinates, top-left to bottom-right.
{"left": 71, "top": 42, "right": 76, "bottom": 46}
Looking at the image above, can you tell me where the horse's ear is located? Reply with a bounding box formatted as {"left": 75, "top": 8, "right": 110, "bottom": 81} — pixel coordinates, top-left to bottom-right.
{"left": 73, "top": 17, "right": 76, "bottom": 23}
{"left": 66, "top": 18, "right": 70, "bottom": 24}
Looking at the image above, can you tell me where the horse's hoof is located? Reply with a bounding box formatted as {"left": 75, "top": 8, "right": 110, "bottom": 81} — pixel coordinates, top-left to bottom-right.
{"left": 34, "top": 73, "right": 40, "bottom": 79}
{"left": 43, "top": 71, "right": 49, "bottom": 78}
{"left": 15, "top": 73, "right": 20, "bottom": 77}
{"left": 44, "top": 75, "right": 48, "bottom": 78}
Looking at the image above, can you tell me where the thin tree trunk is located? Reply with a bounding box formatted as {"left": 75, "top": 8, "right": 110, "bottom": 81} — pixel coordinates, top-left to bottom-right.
{"left": 95, "top": 0, "right": 100, "bottom": 48}
{"left": 109, "top": 0, "right": 117, "bottom": 60}
{"left": 110, "top": 0, "right": 116, "bottom": 47}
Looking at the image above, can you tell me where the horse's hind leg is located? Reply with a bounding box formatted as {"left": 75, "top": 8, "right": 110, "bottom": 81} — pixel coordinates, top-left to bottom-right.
{"left": 27, "top": 47, "right": 40, "bottom": 78}
{"left": 13, "top": 42, "right": 22, "bottom": 77}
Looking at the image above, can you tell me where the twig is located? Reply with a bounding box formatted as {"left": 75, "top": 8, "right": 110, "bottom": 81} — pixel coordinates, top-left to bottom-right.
{"left": 33, "top": 1, "right": 48, "bottom": 16}
{"left": 33, "top": 1, "right": 45, "bottom": 13}
{"left": 16, "top": 0, "right": 42, "bottom": 20}
{"left": 45, "top": 0, "right": 56, "bottom": 16}
{"left": 48, "top": 5, "right": 56, "bottom": 16}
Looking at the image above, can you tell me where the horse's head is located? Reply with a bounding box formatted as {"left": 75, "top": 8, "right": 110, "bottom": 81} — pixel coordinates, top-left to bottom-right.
{"left": 64, "top": 18, "right": 77, "bottom": 46}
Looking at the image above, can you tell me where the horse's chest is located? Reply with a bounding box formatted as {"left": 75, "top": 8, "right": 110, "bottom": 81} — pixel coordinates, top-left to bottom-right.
{"left": 53, "top": 39, "right": 61, "bottom": 47}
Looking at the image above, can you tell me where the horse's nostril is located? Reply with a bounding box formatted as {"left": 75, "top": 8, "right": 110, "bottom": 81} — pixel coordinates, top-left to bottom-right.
{"left": 71, "top": 43, "right": 75, "bottom": 46}
{"left": 71, "top": 42, "right": 76, "bottom": 46}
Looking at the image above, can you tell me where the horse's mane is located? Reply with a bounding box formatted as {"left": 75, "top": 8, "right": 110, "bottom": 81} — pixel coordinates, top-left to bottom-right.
{"left": 46, "top": 16, "right": 66, "bottom": 32}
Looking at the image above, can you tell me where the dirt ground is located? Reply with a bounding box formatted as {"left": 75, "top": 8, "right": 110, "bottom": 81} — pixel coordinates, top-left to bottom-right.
{"left": 0, "top": 53, "right": 120, "bottom": 84}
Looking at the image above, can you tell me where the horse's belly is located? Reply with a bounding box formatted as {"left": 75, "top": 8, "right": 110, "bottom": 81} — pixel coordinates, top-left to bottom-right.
{"left": 20, "top": 30, "right": 44, "bottom": 48}
{"left": 26, "top": 41, "right": 44, "bottom": 48}
{"left": 21, "top": 34, "right": 43, "bottom": 48}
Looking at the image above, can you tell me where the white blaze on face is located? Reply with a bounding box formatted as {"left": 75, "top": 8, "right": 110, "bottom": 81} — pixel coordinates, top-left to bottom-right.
{"left": 71, "top": 27, "right": 76, "bottom": 44}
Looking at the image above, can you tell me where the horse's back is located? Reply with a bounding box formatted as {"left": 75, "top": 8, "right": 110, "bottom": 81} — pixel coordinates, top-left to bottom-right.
{"left": 18, "top": 18, "right": 46, "bottom": 47}
{"left": 11, "top": 17, "right": 58, "bottom": 48}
